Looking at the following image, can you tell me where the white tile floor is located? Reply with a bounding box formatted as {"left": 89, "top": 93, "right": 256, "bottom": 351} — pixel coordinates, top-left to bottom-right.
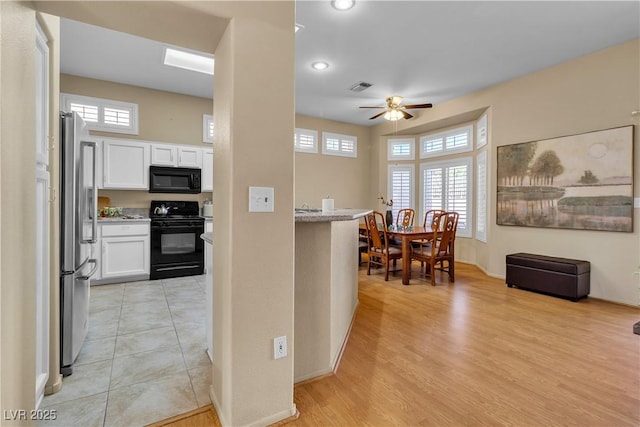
{"left": 38, "top": 275, "right": 212, "bottom": 427}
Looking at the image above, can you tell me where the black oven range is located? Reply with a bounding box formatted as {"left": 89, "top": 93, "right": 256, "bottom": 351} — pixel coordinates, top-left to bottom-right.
{"left": 149, "top": 200, "right": 204, "bottom": 280}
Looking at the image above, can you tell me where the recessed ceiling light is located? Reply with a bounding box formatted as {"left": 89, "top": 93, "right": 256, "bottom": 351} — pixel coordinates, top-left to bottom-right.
{"left": 331, "top": 0, "right": 355, "bottom": 11}
{"left": 311, "top": 61, "right": 329, "bottom": 71}
{"left": 163, "top": 47, "right": 214, "bottom": 75}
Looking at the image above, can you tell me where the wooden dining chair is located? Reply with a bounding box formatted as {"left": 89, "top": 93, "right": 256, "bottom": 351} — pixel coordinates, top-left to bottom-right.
{"left": 411, "top": 211, "right": 458, "bottom": 286}
{"left": 365, "top": 211, "right": 402, "bottom": 281}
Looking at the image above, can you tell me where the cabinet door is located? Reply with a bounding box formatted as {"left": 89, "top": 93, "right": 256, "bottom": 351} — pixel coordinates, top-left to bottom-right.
{"left": 101, "top": 235, "right": 150, "bottom": 279}
{"left": 151, "top": 144, "right": 177, "bottom": 166}
{"left": 103, "top": 139, "right": 150, "bottom": 189}
{"left": 178, "top": 146, "right": 202, "bottom": 168}
{"left": 202, "top": 149, "right": 213, "bottom": 192}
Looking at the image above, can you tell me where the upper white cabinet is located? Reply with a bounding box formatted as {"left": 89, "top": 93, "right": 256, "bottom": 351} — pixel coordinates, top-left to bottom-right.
{"left": 202, "top": 148, "right": 213, "bottom": 192}
{"left": 102, "top": 139, "right": 150, "bottom": 189}
{"left": 151, "top": 143, "right": 202, "bottom": 168}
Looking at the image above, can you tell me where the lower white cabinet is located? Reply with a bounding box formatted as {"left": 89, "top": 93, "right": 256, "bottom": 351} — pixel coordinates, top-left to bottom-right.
{"left": 97, "top": 222, "right": 150, "bottom": 282}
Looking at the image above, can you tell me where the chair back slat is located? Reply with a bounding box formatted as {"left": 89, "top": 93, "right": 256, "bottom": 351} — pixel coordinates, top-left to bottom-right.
{"left": 423, "top": 209, "right": 446, "bottom": 229}
{"left": 396, "top": 208, "right": 415, "bottom": 228}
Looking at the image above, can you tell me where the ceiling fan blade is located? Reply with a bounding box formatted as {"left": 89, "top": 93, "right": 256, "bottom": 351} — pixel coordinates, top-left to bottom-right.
{"left": 359, "top": 106, "right": 385, "bottom": 109}
{"left": 369, "top": 111, "right": 387, "bottom": 120}
{"left": 403, "top": 103, "right": 433, "bottom": 109}
{"left": 401, "top": 110, "right": 414, "bottom": 120}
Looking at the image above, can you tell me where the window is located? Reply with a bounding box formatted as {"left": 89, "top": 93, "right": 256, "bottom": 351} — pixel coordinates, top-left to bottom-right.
{"left": 387, "top": 138, "right": 415, "bottom": 160}
{"left": 420, "top": 124, "right": 473, "bottom": 158}
{"left": 61, "top": 93, "right": 138, "bottom": 135}
{"left": 322, "top": 132, "right": 357, "bottom": 158}
{"left": 387, "top": 165, "right": 415, "bottom": 220}
{"left": 203, "top": 114, "right": 214, "bottom": 143}
{"left": 419, "top": 157, "right": 473, "bottom": 238}
{"left": 476, "top": 150, "right": 488, "bottom": 242}
{"left": 476, "top": 113, "right": 488, "bottom": 149}
{"left": 294, "top": 128, "right": 318, "bottom": 153}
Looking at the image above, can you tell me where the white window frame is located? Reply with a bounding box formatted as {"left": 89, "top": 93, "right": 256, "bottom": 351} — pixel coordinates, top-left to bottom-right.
{"left": 387, "top": 138, "right": 415, "bottom": 160}
{"left": 419, "top": 157, "right": 473, "bottom": 238}
{"left": 476, "top": 150, "right": 488, "bottom": 243}
{"left": 294, "top": 128, "right": 318, "bottom": 154}
{"left": 61, "top": 93, "right": 139, "bottom": 135}
{"left": 387, "top": 164, "right": 415, "bottom": 221}
{"left": 322, "top": 132, "right": 357, "bottom": 158}
{"left": 419, "top": 124, "right": 473, "bottom": 159}
{"left": 476, "top": 113, "right": 488, "bottom": 149}
{"left": 203, "top": 114, "right": 214, "bottom": 143}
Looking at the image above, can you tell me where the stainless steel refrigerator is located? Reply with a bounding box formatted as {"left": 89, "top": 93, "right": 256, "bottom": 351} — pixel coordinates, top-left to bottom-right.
{"left": 60, "top": 112, "right": 98, "bottom": 376}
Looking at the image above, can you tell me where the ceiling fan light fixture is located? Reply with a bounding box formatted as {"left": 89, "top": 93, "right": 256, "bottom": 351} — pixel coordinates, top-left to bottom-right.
{"left": 331, "top": 0, "right": 355, "bottom": 11}
{"left": 311, "top": 61, "right": 330, "bottom": 71}
{"left": 384, "top": 109, "right": 404, "bottom": 121}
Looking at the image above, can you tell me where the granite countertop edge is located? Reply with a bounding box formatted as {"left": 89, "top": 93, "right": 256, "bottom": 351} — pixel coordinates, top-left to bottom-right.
{"left": 97, "top": 217, "right": 150, "bottom": 223}
{"left": 200, "top": 232, "right": 213, "bottom": 244}
{"left": 295, "top": 208, "right": 372, "bottom": 223}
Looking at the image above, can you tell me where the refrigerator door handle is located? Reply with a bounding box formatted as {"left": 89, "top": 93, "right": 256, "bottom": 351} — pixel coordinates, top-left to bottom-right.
{"left": 80, "top": 140, "right": 97, "bottom": 244}
{"left": 76, "top": 259, "right": 97, "bottom": 281}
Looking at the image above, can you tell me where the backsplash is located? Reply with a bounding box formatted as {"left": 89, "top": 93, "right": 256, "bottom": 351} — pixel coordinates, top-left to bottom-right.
{"left": 99, "top": 190, "right": 211, "bottom": 210}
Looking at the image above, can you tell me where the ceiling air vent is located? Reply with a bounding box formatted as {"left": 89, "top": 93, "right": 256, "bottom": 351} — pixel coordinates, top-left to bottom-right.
{"left": 349, "top": 81, "right": 373, "bottom": 92}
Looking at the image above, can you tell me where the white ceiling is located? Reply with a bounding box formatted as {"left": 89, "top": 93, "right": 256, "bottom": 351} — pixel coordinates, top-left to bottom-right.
{"left": 60, "top": 1, "right": 640, "bottom": 127}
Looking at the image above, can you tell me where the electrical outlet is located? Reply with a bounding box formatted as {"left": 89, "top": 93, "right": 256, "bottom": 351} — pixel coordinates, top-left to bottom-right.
{"left": 274, "top": 336, "right": 287, "bottom": 359}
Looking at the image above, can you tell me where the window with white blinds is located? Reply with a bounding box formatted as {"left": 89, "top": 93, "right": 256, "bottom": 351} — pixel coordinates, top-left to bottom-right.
{"left": 476, "top": 150, "right": 488, "bottom": 242}
{"left": 322, "top": 132, "right": 357, "bottom": 158}
{"left": 419, "top": 157, "right": 473, "bottom": 238}
{"left": 387, "top": 165, "right": 415, "bottom": 220}
{"left": 203, "top": 114, "right": 214, "bottom": 143}
{"left": 387, "top": 138, "right": 415, "bottom": 160}
{"left": 61, "top": 93, "right": 138, "bottom": 135}
{"left": 295, "top": 128, "right": 318, "bottom": 153}
{"left": 420, "top": 124, "right": 473, "bottom": 158}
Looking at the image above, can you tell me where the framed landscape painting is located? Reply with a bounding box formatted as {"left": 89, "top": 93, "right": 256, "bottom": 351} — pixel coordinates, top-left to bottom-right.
{"left": 497, "top": 125, "right": 634, "bottom": 232}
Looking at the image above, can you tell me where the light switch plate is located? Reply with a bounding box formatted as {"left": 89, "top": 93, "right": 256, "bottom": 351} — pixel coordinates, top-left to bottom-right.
{"left": 249, "top": 186, "right": 275, "bottom": 212}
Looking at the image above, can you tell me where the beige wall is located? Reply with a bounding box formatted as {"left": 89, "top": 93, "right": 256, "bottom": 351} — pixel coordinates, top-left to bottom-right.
{"left": 0, "top": 1, "right": 38, "bottom": 421}
{"left": 294, "top": 115, "right": 371, "bottom": 210}
{"left": 371, "top": 39, "right": 640, "bottom": 305}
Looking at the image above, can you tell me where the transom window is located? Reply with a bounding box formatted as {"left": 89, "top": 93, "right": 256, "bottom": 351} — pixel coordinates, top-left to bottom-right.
{"left": 61, "top": 93, "right": 138, "bottom": 135}
{"left": 295, "top": 128, "right": 318, "bottom": 153}
{"left": 322, "top": 132, "right": 357, "bottom": 158}
{"left": 387, "top": 138, "right": 415, "bottom": 160}
{"left": 420, "top": 124, "right": 473, "bottom": 158}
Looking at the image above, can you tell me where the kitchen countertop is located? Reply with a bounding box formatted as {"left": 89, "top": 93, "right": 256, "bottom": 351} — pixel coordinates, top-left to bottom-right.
{"left": 295, "top": 208, "right": 372, "bottom": 223}
{"left": 200, "top": 232, "right": 213, "bottom": 244}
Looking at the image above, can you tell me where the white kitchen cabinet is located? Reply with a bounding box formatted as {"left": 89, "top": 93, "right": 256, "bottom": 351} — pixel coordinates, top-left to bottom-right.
{"left": 98, "top": 222, "right": 150, "bottom": 281}
{"left": 102, "top": 139, "right": 150, "bottom": 189}
{"left": 151, "top": 143, "right": 202, "bottom": 168}
{"left": 202, "top": 148, "right": 213, "bottom": 192}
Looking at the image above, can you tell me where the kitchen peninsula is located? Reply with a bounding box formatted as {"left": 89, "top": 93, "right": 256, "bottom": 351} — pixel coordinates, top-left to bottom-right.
{"left": 294, "top": 208, "right": 371, "bottom": 382}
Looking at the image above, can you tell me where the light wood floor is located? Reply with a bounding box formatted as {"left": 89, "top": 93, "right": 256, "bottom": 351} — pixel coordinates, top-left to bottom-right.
{"left": 157, "top": 261, "right": 640, "bottom": 427}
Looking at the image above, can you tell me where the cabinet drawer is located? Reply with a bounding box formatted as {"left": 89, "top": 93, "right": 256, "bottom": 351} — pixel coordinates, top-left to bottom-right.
{"left": 100, "top": 223, "right": 149, "bottom": 237}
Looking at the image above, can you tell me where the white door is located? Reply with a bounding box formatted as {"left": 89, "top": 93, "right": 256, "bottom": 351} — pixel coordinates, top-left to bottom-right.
{"left": 35, "top": 21, "right": 50, "bottom": 409}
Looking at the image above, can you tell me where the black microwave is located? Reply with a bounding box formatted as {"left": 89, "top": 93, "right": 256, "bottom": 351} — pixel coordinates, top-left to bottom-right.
{"left": 149, "top": 166, "right": 201, "bottom": 194}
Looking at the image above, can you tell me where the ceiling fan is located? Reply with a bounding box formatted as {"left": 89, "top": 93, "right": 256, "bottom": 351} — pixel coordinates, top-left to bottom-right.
{"left": 359, "top": 96, "right": 432, "bottom": 121}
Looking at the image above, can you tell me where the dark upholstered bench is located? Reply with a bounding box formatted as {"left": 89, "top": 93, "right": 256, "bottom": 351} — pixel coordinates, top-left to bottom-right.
{"left": 506, "top": 253, "right": 590, "bottom": 301}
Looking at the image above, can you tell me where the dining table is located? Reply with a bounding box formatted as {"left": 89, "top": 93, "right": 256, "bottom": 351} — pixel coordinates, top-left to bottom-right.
{"left": 360, "top": 223, "right": 439, "bottom": 285}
